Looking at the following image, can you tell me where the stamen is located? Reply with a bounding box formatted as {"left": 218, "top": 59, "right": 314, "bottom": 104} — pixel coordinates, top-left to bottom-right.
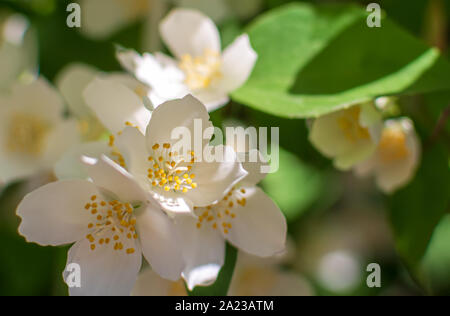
{"left": 83, "top": 197, "right": 139, "bottom": 255}
{"left": 179, "top": 49, "right": 222, "bottom": 91}
{"left": 337, "top": 107, "right": 370, "bottom": 143}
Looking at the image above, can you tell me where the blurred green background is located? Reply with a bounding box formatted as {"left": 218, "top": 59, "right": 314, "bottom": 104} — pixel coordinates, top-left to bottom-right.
{"left": 0, "top": 0, "right": 449, "bottom": 296}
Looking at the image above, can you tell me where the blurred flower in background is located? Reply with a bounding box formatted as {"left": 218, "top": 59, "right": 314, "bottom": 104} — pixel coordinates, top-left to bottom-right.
{"left": 0, "top": 0, "right": 448, "bottom": 297}
{"left": 0, "top": 78, "right": 80, "bottom": 184}
{"left": 0, "top": 11, "right": 37, "bottom": 90}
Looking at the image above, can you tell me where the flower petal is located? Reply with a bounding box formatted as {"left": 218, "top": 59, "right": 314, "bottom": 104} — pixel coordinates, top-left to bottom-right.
{"left": 64, "top": 237, "right": 141, "bottom": 296}
{"left": 82, "top": 155, "right": 149, "bottom": 203}
{"left": 239, "top": 149, "right": 270, "bottom": 187}
{"left": 137, "top": 205, "right": 184, "bottom": 281}
{"left": 132, "top": 268, "right": 187, "bottom": 296}
{"left": 145, "top": 94, "right": 212, "bottom": 150}
{"left": 17, "top": 180, "right": 100, "bottom": 246}
{"left": 9, "top": 78, "right": 64, "bottom": 123}
{"left": 83, "top": 77, "right": 151, "bottom": 134}
{"left": 375, "top": 118, "right": 421, "bottom": 193}
{"left": 184, "top": 145, "right": 248, "bottom": 207}
{"left": 220, "top": 34, "right": 257, "bottom": 93}
{"left": 54, "top": 141, "right": 110, "bottom": 180}
{"left": 160, "top": 8, "right": 221, "bottom": 59}
{"left": 309, "top": 105, "right": 380, "bottom": 170}
{"left": 176, "top": 215, "right": 225, "bottom": 290}
{"left": 41, "top": 119, "right": 81, "bottom": 167}
{"left": 191, "top": 89, "right": 229, "bottom": 112}
{"left": 225, "top": 186, "right": 287, "bottom": 257}
{"left": 56, "top": 63, "right": 98, "bottom": 118}
{"left": 115, "top": 126, "right": 149, "bottom": 186}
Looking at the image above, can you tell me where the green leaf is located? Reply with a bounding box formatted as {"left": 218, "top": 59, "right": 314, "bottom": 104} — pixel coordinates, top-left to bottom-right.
{"left": 187, "top": 243, "right": 238, "bottom": 296}
{"left": 421, "top": 215, "right": 450, "bottom": 295}
{"left": 388, "top": 143, "right": 450, "bottom": 275}
{"left": 232, "top": 3, "right": 450, "bottom": 118}
{"left": 261, "top": 147, "right": 328, "bottom": 221}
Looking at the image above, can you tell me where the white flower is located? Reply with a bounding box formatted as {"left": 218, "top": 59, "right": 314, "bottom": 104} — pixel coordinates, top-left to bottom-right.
{"left": 0, "top": 12, "right": 37, "bottom": 90}
{"left": 354, "top": 118, "right": 421, "bottom": 193}
{"left": 132, "top": 268, "right": 188, "bottom": 296}
{"left": 115, "top": 94, "right": 248, "bottom": 215}
{"left": 54, "top": 74, "right": 151, "bottom": 180}
{"left": 117, "top": 8, "right": 258, "bottom": 112}
{"left": 56, "top": 63, "right": 151, "bottom": 140}
{"left": 308, "top": 103, "right": 383, "bottom": 170}
{"left": 79, "top": 0, "right": 150, "bottom": 39}
{"left": 174, "top": 150, "right": 287, "bottom": 290}
{"left": 17, "top": 155, "right": 184, "bottom": 296}
{"left": 0, "top": 78, "right": 80, "bottom": 184}
{"left": 228, "top": 253, "right": 313, "bottom": 296}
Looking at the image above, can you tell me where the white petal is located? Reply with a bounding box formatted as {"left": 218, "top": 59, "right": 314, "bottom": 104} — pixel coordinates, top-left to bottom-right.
{"left": 0, "top": 14, "right": 37, "bottom": 89}
{"left": 220, "top": 34, "right": 257, "bottom": 93}
{"left": 192, "top": 89, "right": 229, "bottom": 112}
{"left": 309, "top": 105, "right": 380, "bottom": 170}
{"left": 17, "top": 180, "right": 100, "bottom": 246}
{"left": 115, "top": 126, "right": 150, "bottom": 186}
{"left": 132, "top": 268, "right": 187, "bottom": 296}
{"left": 56, "top": 63, "right": 98, "bottom": 118}
{"left": 154, "top": 194, "right": 194, "bottom": 216}
{"left": 160, "top": 8, "right": 221, "bottom": 59}
{"left": 376, "top": 119, "right": 421, "bottom": 193}
{"left": 9, "top": 78, "right": 64, "bottom": 123}
{"left": 82, "top": 155, "right": 149, "bottom": 203}
{"left": 54, "top": 141, "right": 110, "bottom": 180}
{"left": 116, "top": 49, "right": 142, "bottom": 74}
{"left": 79, "top": 0, "right": 147, "bottom": 39}
{"left": 145, "top": 94, "right": 212, "bottom": 149}
{"left": 176, "top": 215, "right": 225, "bottom": 290}
{"left": 134, "top": 53, "right": 188, "bottom": 104}
{"left": 184, "top": 145, "right": 248, "bottom": 207}
{"left": 64, "top": 237, "right": 141, "bottom": 296}
{"left": 229, "top": 264, "right": 312, "bottom": 296}
{"left": 225, "top": 187, "right": 287, "bottom": 257}
{"left": 137, "top": 206, "right": 184, "bottom": 281}
{"left": 41, "top": 119, "right": 81, "bottom": 168}
{"left": 239, "top": 149, "right": 269, "bottom": 187}
{"left": 83, "top": 78, "right": 151, "bottom": 134}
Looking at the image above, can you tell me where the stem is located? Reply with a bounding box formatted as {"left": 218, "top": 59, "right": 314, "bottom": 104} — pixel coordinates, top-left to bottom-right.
{"left": 430, "top": 104, "right": 450, "bottom": 143}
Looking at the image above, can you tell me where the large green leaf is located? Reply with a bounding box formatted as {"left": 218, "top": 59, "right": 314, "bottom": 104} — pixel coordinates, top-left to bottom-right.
{"left": 232, "top": 3, "right": 450, "bottom": 118}
{"left": 388, "top": 143, "right": 450, "bottom": 276}
{"left": 261, "top": 147, "right": 329, "bottom": 222}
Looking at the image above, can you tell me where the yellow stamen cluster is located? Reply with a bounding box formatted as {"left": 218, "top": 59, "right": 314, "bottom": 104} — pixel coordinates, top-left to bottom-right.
{"left": 179, "top": 49, "right": 222, "bottom": 91}
{"left": 108, "top": 135, "right": 127, "bottom": 169}
{"left": 6, "top": 113, "right": 50, "bottom": 156}
{"left": 378, "top": 127, "right": 409, "bottom": 163}
{"left": 85, "top": 195, "right": 137, "bottom": 255}
{"left": 147, "top": 143, "right": 198, "bottom": 193}
{"left": 337, "top": 107, "right": 371, "bottom": 143}
{"left": 195, "top": 188, "right": 247, "bottom": 235}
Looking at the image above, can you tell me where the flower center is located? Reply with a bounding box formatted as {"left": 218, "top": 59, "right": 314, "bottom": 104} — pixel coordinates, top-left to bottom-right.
{"left": 6, "top": 113, "right": 50, "bottom": 156}
{"left": 84, "top": 195, "right": 138, "bottom": 255}
{"left": 147, "top": 143, "right": 198, "bottom": 194}
{"left": 378, "top": 127, "right": 409, "bottom": 163}
{"left": 179, "top": 49, "right": 222, "bottom": 91}
{"left": 108, "top": 134, "right": 127, "bottom": 169}
{"left": 337, "top": 107, "right": 371, "bottom": 143}
{"left": 194, "top": 188, "right": 247, "bottom": 235}
{"left": 78, "top": 116, "right": 107, "bottom": 141}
